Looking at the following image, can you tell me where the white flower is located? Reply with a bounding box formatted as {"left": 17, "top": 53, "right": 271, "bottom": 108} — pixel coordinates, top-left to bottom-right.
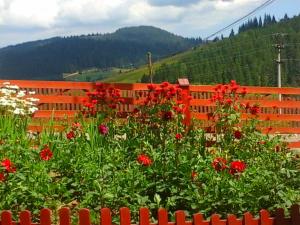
{"left": 17, "top": 91, "right": 26, "bottom": 98}
{"left": 7, "top": 85, "right": 19, "bottom": 90}
{"left": 28, "top": 91, "right": 36, "bottom": 95}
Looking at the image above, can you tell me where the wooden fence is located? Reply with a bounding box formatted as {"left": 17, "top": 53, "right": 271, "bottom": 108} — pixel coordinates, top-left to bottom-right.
{"left": 0, "top": 205, "right": 300, "bottom": 225}
{"left": 0, "top": 79, "right": 300, "bottom": 148}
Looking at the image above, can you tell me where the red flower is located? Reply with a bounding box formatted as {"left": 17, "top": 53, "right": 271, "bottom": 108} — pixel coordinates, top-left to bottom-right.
{"left": 137, "top": 154, "right": 152, "bottom": 166}
{"left": 234, "top": 130, "right": 242, "bottom": 139}
{"left": 147, "top": 84, "right": 156, "bottom": 91}
{"left": 175, "top": 133, "right": 182, "bottom": 140}
{"left": 40, "top": 146, "right": 53, "bottom": 161}
{"left": 98, "top": 124, "right": 109, "bottom": 135}
{"left": 191, "top": 171, "right": 197, "bottom": 181}
{"left": 212, "top": 157, "right": 227, "bottom": 171}
{"left": 1, "top": 159, "right": 16, "bottom": 173}
{"left": 229, "top": 161, "right": 246, "bottom": 175}
{"left": 66, "top": 130, "right": 75, "bottom": 140}
{"left": 241, "top": 87, "right": 247, "bottom": 95}
{"left": 72, "top": 122, "right": 81, "bottom": 130}
{"left": 0, "top": 173, "right": 5, "bottom": 182}
{"left": 250, "top": 105, "right": 260, "bottom": 115}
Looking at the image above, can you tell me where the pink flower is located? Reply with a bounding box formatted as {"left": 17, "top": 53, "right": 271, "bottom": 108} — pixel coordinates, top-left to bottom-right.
{"left": 98, "top": 124, "right": 109, "bottom": 135}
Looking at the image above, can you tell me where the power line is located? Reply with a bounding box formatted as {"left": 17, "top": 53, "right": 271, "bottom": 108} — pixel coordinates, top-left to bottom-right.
{"left": 204, "top": 0, "right": 278, "bottom": 40}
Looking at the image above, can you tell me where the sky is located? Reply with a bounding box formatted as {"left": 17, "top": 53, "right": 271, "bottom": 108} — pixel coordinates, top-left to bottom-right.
{"left": 0, "top": 0, "right": 299, "bottom": 48}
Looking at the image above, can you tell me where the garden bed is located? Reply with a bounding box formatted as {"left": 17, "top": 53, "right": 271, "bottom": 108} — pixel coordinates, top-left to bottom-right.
{"left": 0, "top": 81, "right": 299, "bottom": 223}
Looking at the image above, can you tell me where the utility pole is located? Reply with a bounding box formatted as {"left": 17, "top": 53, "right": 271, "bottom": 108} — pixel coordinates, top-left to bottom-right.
{"left": 147, "top": 52, "right": 153, "bottom": 83}
{"left": 272, "top": 33, "right": 287, "bottom": 114}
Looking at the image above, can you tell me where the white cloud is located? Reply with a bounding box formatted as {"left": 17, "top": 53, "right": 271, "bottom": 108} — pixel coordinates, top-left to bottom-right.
{"left": 0, "top": 0, "right": 280, "bottom": 46}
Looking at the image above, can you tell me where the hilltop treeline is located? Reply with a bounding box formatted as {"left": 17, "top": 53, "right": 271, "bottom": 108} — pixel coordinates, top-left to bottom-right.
{"left": 142, "top": 14, "right": 300, "bottom": 86}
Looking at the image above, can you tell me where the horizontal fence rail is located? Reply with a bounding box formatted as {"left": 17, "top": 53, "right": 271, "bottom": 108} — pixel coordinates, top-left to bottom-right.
{"left": 0, "top": 79, "right": 300, "bottom": 148}
{"left": 0, "top": 205, "right": 299, "bottom": 225}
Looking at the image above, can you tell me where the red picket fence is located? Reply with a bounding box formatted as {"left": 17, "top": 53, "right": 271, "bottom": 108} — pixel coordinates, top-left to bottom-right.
{"left": 0, "top": 79, "right": 300, "bottom": 148}
{"left": 0, "top": 205, "right": 300, "bottom": 225}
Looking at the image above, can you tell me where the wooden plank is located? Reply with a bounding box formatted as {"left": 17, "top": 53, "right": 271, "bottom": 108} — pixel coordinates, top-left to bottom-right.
{"left": 1, "top": 211, "right": 13, "bottom": 225}
{"left": 190, "top": 85, "right": 300, "bottom": 95}
{"left": 79, "top": 209, "right": 91, "bottom": 225}
{"left": 59, "top": 208, "right": 71, "bottom": 225}
{"left": 243, "top": 212, "right": 259, "bottom": 225}
{"left": 192, "top": 113, "right": 300, "bottom": 122}
{"left": 190, "top": 99, "right": 300, "bottom": 108}
{"left": 120, "top": 208, "right": 131, "bottom": 225}
{"left": 210, "top": 214, "right": 226, "bottom": 225}
{"left": 291, "top": 205, "right": 300, "bottom": 225}
{"left": 288, "top": 142, "right": 300, "bottom": 148}
{"left": 101, "top": 208, "right": 112, "bottom": 225}
{"left": 19, "top": 211, "right": 31, "bottom": 225}
{"left": 33, "top": 110, "right": 78, "bottom": 118}
{"left": 192, "top": 213, "right": 209, "bottom": 225}
{"left": 158, "top": 209, "right": 168, "bottom": 225}
{"left": 139, "top": 208, "right": 150, "bottom": 225}
{"left": 40, "top": 208, "right": 52, "bottom": 225}
{"left": 227, "top": 215, "right": 242, "bottom": 225}
{"left": 175, "top": 211, "right": 186, "bottom": 225}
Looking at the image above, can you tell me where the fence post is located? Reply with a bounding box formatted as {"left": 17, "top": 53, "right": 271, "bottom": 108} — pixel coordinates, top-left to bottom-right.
{"left": 177, "top": 78, "right": 191, "bottom": 127}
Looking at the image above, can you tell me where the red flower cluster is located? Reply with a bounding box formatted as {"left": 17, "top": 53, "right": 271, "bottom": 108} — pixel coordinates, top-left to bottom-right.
{"left": 40, "top": 146, "right": 53, "bottom": 161}
{"left": 212, "top": 157, "right": 227, "bottom": 171}
{"left": 210, "top": 80, "right": 244, "bottom": 105}
{"left": 137, "top": 154, "right": 152, "bottom": 166}
{"left": 66, "top": 130, "right": 75, "bottom": 140}
{"left": 84, "top": 83, "right": 125, "bottom": 116}
{"left": 1, "top": 158, "right": 16, "bottom": 181}
{"left": 229, "top": 161, "right": 246, "bottom": 175}
{"left": 212, "top": 158, "right": 246, "bottom": 175}
{"left": 98, "top": 124, "right": 109, "bottom": 135}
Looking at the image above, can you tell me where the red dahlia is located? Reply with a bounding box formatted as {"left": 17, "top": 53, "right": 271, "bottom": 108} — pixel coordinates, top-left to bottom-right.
{"left": 40, "top": 146, "right": 53, "bottom": 161}
{"left": 229, "top": 160, "right": 246, "bottom": 175}
{"left": 234, "top": 130, "right": 242, "bottom": 139}
{"left": 212, "top": 157, "right": 227, "bottom": 171}
{"left": 137, "top": 154, "right": 152, "bottom": 166}
{"left": 175, "top": 133, "right": 182, "bottom": 140}
{"left": 98, "top": 124, "right": 109, "bottom": 135}
{"left": 66, "top": 130, "right": 75, "bottom": 140}
{"left": 1, "top": 158, "right": 16, "bottom": 173}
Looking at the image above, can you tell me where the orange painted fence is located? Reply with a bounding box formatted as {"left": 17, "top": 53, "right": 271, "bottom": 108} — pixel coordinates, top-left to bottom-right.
{"left": 0, "top": 205, "right": 300, "bottom": 225}
{"left": 1, "top": 80, "right": 300, "bottom": 148}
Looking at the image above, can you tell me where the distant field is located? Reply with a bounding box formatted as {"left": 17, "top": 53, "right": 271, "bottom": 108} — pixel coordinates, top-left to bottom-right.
{"left": 101, "top": 49, "right": 193, "bottom": 83}
{"left": 63, "top": 68, "right": 132, "bottom": 82}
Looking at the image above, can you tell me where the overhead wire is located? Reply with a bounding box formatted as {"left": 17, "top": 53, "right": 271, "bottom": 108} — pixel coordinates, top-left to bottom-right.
{"left": 204, "top": 0, "right": 278, "bottom": 40}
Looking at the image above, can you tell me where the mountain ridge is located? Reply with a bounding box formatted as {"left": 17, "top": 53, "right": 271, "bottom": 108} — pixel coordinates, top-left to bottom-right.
{"left": 0, "top": 26, "right": 201, "bottom": 80}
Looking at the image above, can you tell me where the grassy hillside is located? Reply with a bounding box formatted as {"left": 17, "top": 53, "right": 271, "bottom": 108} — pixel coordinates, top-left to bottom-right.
{"left": 104, "top": 15, "right": 300, "bottom": 86}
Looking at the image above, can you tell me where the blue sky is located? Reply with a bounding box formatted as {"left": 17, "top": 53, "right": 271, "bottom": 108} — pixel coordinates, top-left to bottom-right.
{"left": 0, "top": 0, "right": 299, "bottom": 48}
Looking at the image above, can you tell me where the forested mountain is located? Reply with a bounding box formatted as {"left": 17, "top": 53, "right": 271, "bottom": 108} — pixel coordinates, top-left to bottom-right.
{"left": 0, "top": 26, "right": 201, "bottom": 80}
{"left": 138, "top": 14, "right": 300, "bottom": 87}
